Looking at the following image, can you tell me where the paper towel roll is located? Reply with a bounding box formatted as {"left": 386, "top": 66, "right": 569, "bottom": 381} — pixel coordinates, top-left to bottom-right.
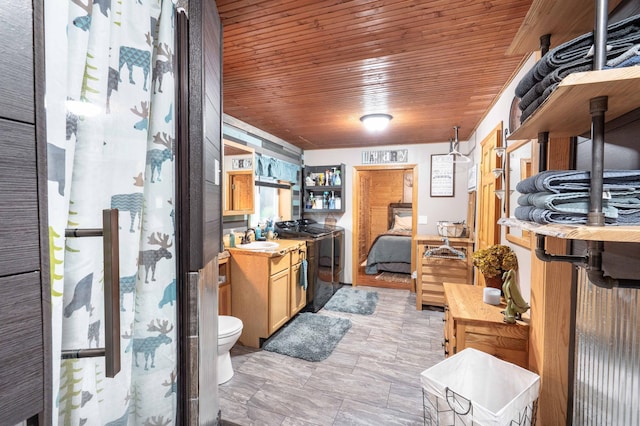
{"left": 483, "top": 287, "right": 501, "bottom": 305}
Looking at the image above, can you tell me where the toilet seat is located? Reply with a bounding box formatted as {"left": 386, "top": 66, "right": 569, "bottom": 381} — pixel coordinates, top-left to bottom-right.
{"left": 219, "top": 315, "right": 243, "bottom": 338}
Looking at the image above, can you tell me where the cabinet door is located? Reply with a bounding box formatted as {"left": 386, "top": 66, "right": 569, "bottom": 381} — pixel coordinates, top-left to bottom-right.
{"left": 218, "top": 283, "right": 231, "bottom": 316}
{"left": 269, "top": 268, "right": 290, "bottom": 334}
{"left": 229, "top": 172, "right": 254, "bottom": 212}
{"left": 290, "top": 262, "right": 306, "bottom": 315}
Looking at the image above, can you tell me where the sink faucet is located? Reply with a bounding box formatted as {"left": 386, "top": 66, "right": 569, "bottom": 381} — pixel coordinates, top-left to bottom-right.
{"left": 241, "top": 228, "right": 255, "bottom": 244}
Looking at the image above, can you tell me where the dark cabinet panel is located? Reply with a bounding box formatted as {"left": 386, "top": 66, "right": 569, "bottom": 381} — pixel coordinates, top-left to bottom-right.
{"left": 0, "top": 1, "right": 34, "bottom": 123}
{"left": 183, "top": 1, "right": 222, "bottom": 271}
{"left": 0, "top": 119, "right": 40, "bottom": 276}
{"left": 0, "top": 271, "right": 44, "bottom": 423}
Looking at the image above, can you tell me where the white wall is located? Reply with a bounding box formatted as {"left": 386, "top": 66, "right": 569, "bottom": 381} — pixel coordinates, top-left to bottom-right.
{"left": 304, "top": 142, "right": 471, "bottom": 284}
{"left": 466, "top": 53, "right": 538, "bottom": 302}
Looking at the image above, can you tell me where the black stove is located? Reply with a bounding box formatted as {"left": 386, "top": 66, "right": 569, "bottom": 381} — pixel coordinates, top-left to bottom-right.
{"left": 275, "top": 218, "right": 334, "bottom": 238}
{"left": 275, "top": 218, "right": 345, "bottom": 312}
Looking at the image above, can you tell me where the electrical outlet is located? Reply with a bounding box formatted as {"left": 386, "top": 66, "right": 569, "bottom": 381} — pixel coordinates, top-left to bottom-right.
{"left": 418, "top": 215, "right": 428, "bottom": 224}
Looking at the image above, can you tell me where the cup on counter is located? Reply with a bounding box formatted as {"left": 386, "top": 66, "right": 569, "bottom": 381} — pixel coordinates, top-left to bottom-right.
{"left": 483, "top": 287, "right": 501, "bottom": 305}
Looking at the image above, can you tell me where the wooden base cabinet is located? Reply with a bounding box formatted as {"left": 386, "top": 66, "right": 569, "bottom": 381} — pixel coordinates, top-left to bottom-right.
{"left": 230, "top": 240, "right": 306, "bottom": 348}
{"left": 443, "top": 283, "right": 530, "bottom": 369}
{"left": 269, "top": 268, "right": 291, "bottom": 334}
{"left": 218, "top": 253, "right": 231, "bottom": 316}
{"left": 415, "top": 235, "right": 474, "bottom": 308}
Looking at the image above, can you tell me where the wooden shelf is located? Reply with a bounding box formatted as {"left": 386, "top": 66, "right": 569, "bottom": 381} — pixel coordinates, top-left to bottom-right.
{"left": 498, "top": 217, "right": 640, "bottom": 242}
{"left": 305, "top": 185, "right": 342, "bottom": 191}
{"left": 507, "top": 0, "right": 622, "bottom": 55}
{"left": 508, "top": 67, "right": 640, "bottom": 141}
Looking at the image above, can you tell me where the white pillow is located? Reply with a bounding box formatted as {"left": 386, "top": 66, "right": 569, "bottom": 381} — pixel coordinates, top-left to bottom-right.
{"left": 392, "top": 214, "right": 412, "bottom": 231}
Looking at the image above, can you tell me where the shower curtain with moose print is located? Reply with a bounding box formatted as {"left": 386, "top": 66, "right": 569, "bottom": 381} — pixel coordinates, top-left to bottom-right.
{"left": 46, "top": 0, "right": 177, "bottom": 424}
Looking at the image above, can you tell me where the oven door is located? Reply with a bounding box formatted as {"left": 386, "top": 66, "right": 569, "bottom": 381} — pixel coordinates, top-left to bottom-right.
{"left": 310, "top": 234, "right": 334, "bottom": 312}
{"left": 332, "top": 229, "right": 344, "bottom": 285}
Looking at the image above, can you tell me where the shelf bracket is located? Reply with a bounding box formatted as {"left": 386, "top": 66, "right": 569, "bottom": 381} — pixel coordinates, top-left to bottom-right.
{"left": 535, "top": 234, "right": 588, "bottom": 265}
{"left": 535, "top": 235, "right": 640, "bottom": 289}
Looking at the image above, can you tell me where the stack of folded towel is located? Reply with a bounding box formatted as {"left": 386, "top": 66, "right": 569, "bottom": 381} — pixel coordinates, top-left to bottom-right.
{"left": 515, "top": 170, "right": 640, "bottom": 225}
{"left": 515, "top": 14, "right": 640, "bottom": 123}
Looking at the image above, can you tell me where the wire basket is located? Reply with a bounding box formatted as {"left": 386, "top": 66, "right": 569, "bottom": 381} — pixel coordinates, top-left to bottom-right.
{"left": 437, "top": 221, "right": 466, "bottom": 238}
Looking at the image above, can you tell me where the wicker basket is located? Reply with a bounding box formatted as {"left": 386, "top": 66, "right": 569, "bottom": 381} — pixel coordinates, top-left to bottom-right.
{"left": 436, "top": 221, "right": 466, "bottom": 238}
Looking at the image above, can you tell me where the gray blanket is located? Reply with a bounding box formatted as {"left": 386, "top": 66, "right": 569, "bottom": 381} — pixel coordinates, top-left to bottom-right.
{"left": 365, "top": 233, "right": 412, "bottom": 275}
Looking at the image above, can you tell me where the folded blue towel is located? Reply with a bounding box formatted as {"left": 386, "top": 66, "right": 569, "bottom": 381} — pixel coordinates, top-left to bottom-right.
{"left": 300, "top": 258, "right": 308, "bottom": 291}
{"left": 516, "top": 13, "right": 640, "bottom": 98}
{"left": 516, "top": 170, "right": 640, "bottom": 194}
{"left": 518, "top": 191, "right": 618, "bottom": 219}
{"left": 618, "top": 209, "right": 640, "bottom": 224}
{"left": 515, "top": 205, "right": 536, "bottom": 221}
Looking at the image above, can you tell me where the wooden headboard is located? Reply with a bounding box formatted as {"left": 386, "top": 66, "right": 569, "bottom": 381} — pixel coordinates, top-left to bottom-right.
{"left": 388, "top": 203, "right": 412, "bottom": 229}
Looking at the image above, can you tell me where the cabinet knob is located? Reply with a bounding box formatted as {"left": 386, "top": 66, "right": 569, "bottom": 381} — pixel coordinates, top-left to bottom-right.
{"left": 444, "top": 350, "right": 449, "bottom": 356}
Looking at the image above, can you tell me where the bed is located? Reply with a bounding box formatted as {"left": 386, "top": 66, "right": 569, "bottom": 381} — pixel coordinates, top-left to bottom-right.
{"left": 365, "top": 203, "right": 413, "bottom": 275}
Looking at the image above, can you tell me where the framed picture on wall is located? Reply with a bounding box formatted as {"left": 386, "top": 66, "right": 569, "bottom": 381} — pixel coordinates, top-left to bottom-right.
{"left": 430, "top": 154, "right": 455, "bottom": 197}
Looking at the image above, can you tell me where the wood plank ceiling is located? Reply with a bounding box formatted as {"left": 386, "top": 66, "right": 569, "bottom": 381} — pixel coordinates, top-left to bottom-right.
{"left": 216, "top": 0, "right": 534, "bottom": 150}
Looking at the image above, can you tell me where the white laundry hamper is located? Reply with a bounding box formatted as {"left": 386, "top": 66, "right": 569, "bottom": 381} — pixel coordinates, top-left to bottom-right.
{"left": 420, "top": 348, "right": 540, "bottom": 425}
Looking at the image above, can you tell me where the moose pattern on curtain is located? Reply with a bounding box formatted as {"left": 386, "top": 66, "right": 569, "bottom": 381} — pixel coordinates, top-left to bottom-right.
{"left": 46, "top": 0, "right": 178, "bottom": 424}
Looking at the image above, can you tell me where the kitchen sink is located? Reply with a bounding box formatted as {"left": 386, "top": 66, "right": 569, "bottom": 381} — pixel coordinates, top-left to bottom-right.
{"left": 236, "top": 241, "right": 279, "bottom": 250}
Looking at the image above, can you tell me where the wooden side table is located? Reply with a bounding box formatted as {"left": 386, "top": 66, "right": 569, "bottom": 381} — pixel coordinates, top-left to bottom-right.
{"left": 443, "top": 282, "right": 529, "bottom": 369}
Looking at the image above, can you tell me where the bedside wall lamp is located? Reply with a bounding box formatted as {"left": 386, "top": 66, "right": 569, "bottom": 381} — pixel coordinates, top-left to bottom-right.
{"left": 360, "top": 113, "right": 392, "bottom": 131}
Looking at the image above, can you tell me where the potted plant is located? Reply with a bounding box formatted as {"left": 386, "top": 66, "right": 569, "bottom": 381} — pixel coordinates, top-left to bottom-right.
{"left": 472, "top": 244, "right": 518, "bottom": 290}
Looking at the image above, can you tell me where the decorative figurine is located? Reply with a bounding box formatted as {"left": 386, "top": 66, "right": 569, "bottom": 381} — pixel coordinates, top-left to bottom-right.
{"left": 502, "top": 269, "right": 529, "bottom": 324}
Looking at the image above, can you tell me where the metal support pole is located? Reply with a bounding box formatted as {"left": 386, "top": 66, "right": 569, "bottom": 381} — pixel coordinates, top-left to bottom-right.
{"left": 593, "top": 0, "right": 609, "bottom": 70}
{"left": 538, "top": 132, "right": 549, "bottom": 172}
{"left": 539, "top": 34, "right": 551, "bottom": 56}
{"left": 588, "top": 97, "right": 608, "bottom": 226}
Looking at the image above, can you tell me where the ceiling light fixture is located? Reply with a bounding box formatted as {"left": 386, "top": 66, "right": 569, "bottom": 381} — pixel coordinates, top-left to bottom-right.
{"left": 448, "top": 125, "right": 471, "bottom": 164}
{"left": 360, "top": 113, "right": 392, "bottom": 131}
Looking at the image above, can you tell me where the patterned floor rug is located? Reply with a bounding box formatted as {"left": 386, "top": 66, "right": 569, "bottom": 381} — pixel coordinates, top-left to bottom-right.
{"left": 323, "top": 286, "right": 379, "bottom": 315}
{"left": 262, "top": 313, "right": 352, "bottom": 362}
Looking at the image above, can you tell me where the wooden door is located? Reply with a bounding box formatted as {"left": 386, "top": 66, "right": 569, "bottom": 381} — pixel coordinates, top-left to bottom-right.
{"left": 269, "top": 268, "right": 291, "bottom": 334}
{"left": 477, "top": 124, "right": 503, "bottom": 285}
{"left": 357, "top": 172, "right": 371, "bottom": 263}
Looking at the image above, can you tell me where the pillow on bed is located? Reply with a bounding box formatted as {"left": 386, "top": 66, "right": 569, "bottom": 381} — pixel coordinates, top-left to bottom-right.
{"left": 392, "top": 214, "right": 412, "bottom": 231}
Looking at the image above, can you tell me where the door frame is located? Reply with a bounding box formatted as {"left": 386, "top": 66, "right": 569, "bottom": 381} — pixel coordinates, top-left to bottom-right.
{"left": 351, "top": 164, "right": 418, "bottom": 290}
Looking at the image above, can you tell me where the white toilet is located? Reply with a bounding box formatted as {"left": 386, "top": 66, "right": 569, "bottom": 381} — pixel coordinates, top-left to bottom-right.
{"left": 217, "top": 315, "right": 243, "bottom": 384}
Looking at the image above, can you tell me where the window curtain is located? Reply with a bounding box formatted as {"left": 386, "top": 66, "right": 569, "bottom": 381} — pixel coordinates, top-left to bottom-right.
{"left": 255, "top": 153, "right": 301, "bottom": 184}
{"left": 46, "top": 1, "right": 177, "bottom": 424}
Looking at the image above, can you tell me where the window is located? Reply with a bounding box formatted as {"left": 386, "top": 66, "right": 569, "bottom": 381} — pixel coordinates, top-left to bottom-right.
{"left": 250, "top": 181, "right": 292, "bottom": 226}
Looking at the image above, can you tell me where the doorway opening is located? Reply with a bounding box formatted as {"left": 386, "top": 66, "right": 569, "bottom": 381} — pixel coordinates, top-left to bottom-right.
{"left": 352, "top": 165, "right": 418, "bottom": 290}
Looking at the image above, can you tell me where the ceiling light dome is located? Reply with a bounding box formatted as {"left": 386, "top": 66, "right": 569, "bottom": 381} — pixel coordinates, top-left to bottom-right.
{"left": 360, "top": 113, "right": 392, "bottom": 131}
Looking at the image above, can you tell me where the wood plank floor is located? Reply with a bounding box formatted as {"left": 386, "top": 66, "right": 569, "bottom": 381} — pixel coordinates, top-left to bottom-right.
{"left": 219, "top": 286, "right": 445, "bottom": 425}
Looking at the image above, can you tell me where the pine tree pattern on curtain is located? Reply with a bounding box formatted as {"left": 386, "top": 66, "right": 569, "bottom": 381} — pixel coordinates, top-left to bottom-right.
{"left": 46, "top": 1, "right": 177, "bottom": 424}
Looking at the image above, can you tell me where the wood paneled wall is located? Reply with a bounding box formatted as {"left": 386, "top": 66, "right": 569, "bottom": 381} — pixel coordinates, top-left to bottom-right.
{"left": 361, "top": 169, "right": 405, "bottom": 250}
{"left": 528, "top": 136, "right": 574, "bottom": 425}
